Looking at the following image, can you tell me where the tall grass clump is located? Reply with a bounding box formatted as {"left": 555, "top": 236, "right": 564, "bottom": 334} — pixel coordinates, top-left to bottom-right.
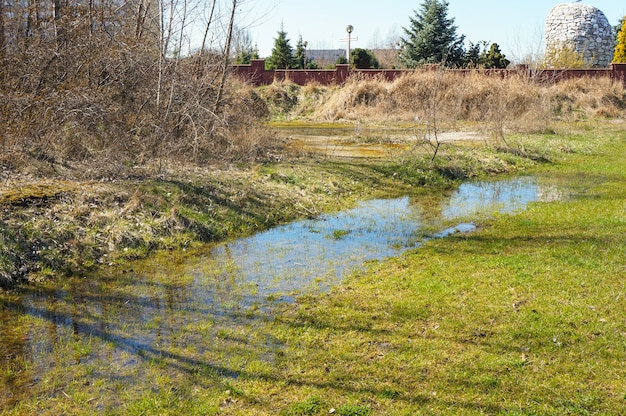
{"left": 256, "top": 80, "right": 335, "bottom": 120}
{"left": 548, "top": 77, "right": 626, "bottom": 119}
{"left": 289, "top": 71, "right": 625, "bottom": 135}
{"left": 315, "top": 74, "right": 391, "bottom": 120}
{"left": 307, "top": 71, "right": 549, "bottom": 129}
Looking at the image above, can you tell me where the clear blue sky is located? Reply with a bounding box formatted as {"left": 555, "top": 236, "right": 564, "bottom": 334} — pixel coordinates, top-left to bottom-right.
{"left": 242, "top": 1, "right": 625, "bottom": 62}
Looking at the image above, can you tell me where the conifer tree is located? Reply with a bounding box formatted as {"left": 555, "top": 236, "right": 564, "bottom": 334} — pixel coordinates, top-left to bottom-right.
{"left": 294, "top": 35, "right": 307, "bottom": 69}
{"left": 266, "top": 26, "right": 295, "bottom": 70}
{"left": 399, "top": 0, "right": 464, "bottom": 68}
{"left": 351, "top": 48, "right": 380, "bottom": 69}
{"left": 462, "top": 41, "right": 484, "bottom": 68}
{"left": 615, "top": 18, "right": 624, "bottom": 47}
{"left": 613, "top": 17, "right": 626, "bottom": 63}
{"left": 480, "top": 43, "right": 510, "bottom": 69}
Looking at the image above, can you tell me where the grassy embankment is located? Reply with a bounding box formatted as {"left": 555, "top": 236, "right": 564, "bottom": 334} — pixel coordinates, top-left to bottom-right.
{"left": 0, "top": 139, "right": 541, "bottom": 288}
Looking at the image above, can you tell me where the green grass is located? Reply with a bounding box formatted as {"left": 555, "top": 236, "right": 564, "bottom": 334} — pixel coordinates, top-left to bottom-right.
{"left": 201, "top": 122, "right": 625, "bottom": 414}
{"left": 2, "top": 121, "right": 626, "bottom": 414}
{"left": 246, "top": 123, "right": 626, "bottom": 415}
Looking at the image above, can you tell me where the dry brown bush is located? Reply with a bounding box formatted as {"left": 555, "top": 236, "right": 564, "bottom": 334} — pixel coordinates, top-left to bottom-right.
{"left": 295, "top": 71, "right": 625, "bottom": 131}
{"left": 0, "top": 0, "right": 275, "bottom": 179}
{"left": 310, "top": 75, "right": 391, "bottom": 120}
{"left": 257, "top": 81, "right": 301, "bottom": 115}
{"left": 548, "top": 77, "right": 626, "bottom": 119}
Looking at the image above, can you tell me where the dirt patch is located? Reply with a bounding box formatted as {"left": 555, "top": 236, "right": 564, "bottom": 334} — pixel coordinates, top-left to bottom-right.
{"left": 436, "top": 131, "right": 486, "bottom": 142}
{"left": 282, "top": 127, "right": 486, "bottom": 158}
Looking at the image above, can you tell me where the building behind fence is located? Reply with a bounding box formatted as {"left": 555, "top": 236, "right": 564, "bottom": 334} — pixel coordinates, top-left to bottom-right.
{"left": 233, "top": 59, "right": 626, "bottom": 87}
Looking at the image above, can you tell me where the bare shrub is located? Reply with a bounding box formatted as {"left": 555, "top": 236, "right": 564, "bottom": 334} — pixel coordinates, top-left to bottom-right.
{"left": 0, "top": 0, "right": 276, "bottom": 179}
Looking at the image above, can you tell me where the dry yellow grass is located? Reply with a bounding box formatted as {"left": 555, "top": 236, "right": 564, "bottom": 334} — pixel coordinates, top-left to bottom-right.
{"left": 263, "top": 71, "right": 626, "bottom": 135}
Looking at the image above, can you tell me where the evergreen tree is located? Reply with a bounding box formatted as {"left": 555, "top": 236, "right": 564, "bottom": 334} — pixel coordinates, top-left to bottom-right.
{"left": 462, "top": 41, "right": 484, "bottom": 68}
{"left": 294, "top": 36, "right": 307, "bottom": 69}
{"left": 615, "top": 17, "right": 624, "bottom": 47}
{"left": 234, "top": 47, "right": 259, "bottom": 64}
{"left": 305, "top": 60, "right": 320, "bottom": 69}
{"left": 614, "top": 17, "right": 626, "bottom": 63}
{"left": 266, "top": 27, "right": 295, "bottom": 70}
{"left": 480, "top": 43, "right": 510, "bottom": 68}
{"left": 399, "top": 0, "right": 465, "bottom": 68}
{"left": 351, "top": 48, "right": 380, "bottom": 69}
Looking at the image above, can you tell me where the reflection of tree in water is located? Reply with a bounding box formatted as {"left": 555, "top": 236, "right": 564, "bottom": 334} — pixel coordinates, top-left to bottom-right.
{"left": 0, "top": 256, "right": 280, "bottom": 408}
{"left": 0, "top": 298, "right": 31, "bottom": 408}
{"left": 408, "top": 189, "right": 456, "bottom": 229}
{"left": 410, "top": 177, "right": 539, "bottom": 228}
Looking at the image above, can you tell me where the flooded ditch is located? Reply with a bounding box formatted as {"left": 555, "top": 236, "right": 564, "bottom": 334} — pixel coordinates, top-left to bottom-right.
{"left": 0, "top": 176, "right": 566, "bottom": 408}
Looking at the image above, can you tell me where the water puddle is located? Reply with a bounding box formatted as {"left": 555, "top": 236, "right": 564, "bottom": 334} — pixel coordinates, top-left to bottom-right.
{"left": 276, "top": 124, "right": 485, "bottom": 158}
{"left": 199, "top": 176, "right": 549, "bottom": 303}
{"left": 0, "top": 176, "right": 564, "bottom": 407}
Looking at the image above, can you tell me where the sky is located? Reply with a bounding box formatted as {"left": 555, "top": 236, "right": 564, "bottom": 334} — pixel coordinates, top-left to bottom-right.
{"left": 240, "top": 1, "right": 626, "bottom": 63}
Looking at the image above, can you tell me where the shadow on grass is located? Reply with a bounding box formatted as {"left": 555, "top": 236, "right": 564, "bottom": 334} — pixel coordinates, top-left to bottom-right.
{"left": 0, "top": 265, "right": 512, "bottom": 414}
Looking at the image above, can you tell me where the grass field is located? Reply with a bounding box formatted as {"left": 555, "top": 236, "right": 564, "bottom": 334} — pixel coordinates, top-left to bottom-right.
{"left": 2, "top": 122, "right": 625, "bottom": 415}
{"left": 258, "top": 125, "right": 626, "bottom": 415}
{"left": 192, "top": 122, "right": 625, "bottom": 415}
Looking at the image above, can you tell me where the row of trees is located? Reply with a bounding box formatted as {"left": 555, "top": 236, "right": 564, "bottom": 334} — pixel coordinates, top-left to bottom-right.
{"left": 265, "top": 27, "right": 319, "bottom": 70}
{"left": 259, "top": 0, "right": 626, "bottom": 71}
{"left": 261, "top": 0, "right": 510, "bottom": 70}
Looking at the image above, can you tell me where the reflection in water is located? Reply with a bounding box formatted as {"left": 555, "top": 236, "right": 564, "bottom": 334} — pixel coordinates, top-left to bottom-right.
{"left": 0, "top": 176, "right": 560, "bottom": 408}
{"left": 191, "top": 176, "right": 546, "bottom": 302}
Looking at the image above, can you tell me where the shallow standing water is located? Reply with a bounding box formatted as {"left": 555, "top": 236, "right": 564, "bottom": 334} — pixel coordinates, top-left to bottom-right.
{"left": 0, "top": 176, "right": 564, "bottom": 408}
{"left": 277, "top": 124, "right": 485, "bottom": 158}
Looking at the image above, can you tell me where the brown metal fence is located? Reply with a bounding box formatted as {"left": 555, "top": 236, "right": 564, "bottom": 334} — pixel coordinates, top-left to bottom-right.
{"left": 233, "top": 60, "right": 626, "bottom": 87}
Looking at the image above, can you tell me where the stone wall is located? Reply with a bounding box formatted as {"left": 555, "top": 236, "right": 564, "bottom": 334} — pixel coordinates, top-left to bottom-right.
{"left": 545, "top": 3, "right": 614, "bottom": 68}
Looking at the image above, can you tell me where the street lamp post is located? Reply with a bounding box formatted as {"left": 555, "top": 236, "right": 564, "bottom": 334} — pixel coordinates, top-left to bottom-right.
{"left": 346, "top": 25, "right": 353, "bottom": 64}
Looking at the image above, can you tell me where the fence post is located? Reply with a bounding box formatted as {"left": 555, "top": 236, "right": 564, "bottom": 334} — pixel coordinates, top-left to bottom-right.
{"left": 336, "top": 64, "right": 350, "bottom": 84}
{"left": 611, "top": 63, "right": 626, "bottom": 87}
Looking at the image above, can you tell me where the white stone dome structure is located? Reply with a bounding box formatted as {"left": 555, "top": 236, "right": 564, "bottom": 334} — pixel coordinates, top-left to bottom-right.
{"left": 545, "top": 2, "right": 614, "bottom": 68}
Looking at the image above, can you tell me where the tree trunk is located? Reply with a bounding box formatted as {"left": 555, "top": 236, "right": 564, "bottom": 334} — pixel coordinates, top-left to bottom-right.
{"left": 213, "top": 0, "right": 236, "bottom": 114}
